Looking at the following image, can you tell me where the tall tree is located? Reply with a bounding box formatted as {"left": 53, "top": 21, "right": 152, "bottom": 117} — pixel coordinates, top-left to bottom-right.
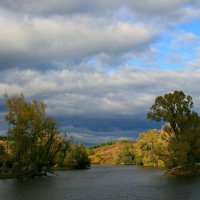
{"left": 147, "top": 91, "right": 200, "bottom": 167}
{"left": 147, "top": 90, "right": 199, "bottom": 136}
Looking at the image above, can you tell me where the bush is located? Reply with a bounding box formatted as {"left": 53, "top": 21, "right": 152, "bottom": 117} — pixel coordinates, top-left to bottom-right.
{"left": 65, "top": 143, "right": 91, "bottom": 169}
{"left": 116, "top": 145, "right": 135, "bottom": 165}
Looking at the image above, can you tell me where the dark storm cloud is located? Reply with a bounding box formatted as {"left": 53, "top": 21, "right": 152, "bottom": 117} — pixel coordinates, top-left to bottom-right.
{"left": 0, "top": 0, "right": 194, "bottom": 16}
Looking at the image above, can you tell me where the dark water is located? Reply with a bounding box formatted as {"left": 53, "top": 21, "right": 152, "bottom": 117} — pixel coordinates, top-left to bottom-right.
{"left": 0, "top": 165, "right": 200, "bottom": 200}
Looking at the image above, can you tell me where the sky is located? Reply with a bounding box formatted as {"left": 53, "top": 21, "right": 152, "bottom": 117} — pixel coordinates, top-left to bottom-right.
{"left": 0, "top": 0, "right": 200, "bottom": 145}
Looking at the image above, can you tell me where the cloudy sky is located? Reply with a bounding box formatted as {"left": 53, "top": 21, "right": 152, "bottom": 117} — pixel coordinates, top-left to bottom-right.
{"left": 0, "top": 0, "right": 200, "bottom": 145}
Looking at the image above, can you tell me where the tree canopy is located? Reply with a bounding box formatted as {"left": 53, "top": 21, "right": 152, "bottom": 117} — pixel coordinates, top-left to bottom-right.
{"left": 147, "top": 90, "right": 199, "bottom": 135}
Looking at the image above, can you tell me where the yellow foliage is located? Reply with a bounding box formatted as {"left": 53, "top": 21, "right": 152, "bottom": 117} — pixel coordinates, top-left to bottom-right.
{"left": 89, "top": 155, "right": 103, "bottom": 164}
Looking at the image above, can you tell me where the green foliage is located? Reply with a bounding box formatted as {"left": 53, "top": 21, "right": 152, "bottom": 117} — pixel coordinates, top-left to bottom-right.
{"left": 0, "top": 144, "right": 5, "bottom": 156}
{"left": 116, "top": 145, "right": 134, "bottom": 165}
{"left": 0, "top": 93, "right": 91, "bottom": 178}
{"left": 54, "top": 137, "right": 69, "bottom": 168}
{"left": 130, "top": 127, "right": 200, "bottom": 170}
{"left": 0, "top": 94, "right": 90, "bottom": 177}
{"left": 0, "top": 144, "right": 5, "bottom": 167}
{"left": 163, "top": 130, "right": 200, "bottom": 169}
{"left": 0, "top": 136, "right": 8, "bottom": 141}
{"left": 89, "top": 141, "right": 118, "bottom": 149}
{"left": 4, "top": 93, "right": 62, "bottom": 177}
{"left": 147, "top": 91, "right": 200, "bottom": 170}
{"left": 147, "top": 90, "right": 199, "bottom": 136}
{"left": 64, "top": 143, "right": 90, "bottom": 169}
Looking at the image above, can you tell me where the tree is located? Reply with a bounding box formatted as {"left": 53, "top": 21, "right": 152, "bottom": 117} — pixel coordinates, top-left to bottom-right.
{"left": 116, "top": 144, "right": 135, "bottom": 165}
{"left": 147, "top": 91, "right": 200, "bottom": 168}
{"left": 147, "top": 90, "right": 199, "bottom": 136}
{"left": 134, "top": 129, "right": 165, "bottom": 167}
{"left": 64, "top": 143, "right": 91, "bottom": 169}
{"left": 4, "top": 93, "right": 62, "bottom": 177}
{"left": 54, "top": 136, "right": 71, "bottom": 168}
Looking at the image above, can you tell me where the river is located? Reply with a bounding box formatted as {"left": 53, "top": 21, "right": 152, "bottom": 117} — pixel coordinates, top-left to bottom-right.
{"left": 0, "top": 165, "right": 200, "bottom": 200}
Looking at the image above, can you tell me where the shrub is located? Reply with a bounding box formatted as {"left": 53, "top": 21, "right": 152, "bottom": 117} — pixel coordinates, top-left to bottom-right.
{"left": 65, "top": 143, "right": 91, "bottom": 169}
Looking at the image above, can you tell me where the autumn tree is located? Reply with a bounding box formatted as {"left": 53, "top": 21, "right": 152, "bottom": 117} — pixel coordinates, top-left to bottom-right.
{"left": 147, "top": 91, "right": 200, "bottom": 168}
{"left": 134, "top": 129, "right": 165, "bottom": 167}
{"left": 4, "top": 93, "right": 62, "bottom": 177}
{"left": 116, "top": 144, "right": 135, "bottom": 165}
{"left": 147, "top": 90, "right": 199, "bottom": 136}
{"left": 64, "top": 143, "right": 90, "bottom": 169}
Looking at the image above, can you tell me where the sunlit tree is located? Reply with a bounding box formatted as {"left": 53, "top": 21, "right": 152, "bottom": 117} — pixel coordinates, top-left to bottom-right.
{"left": 4, "top": 93, "right": 62, "bottom": 177}
{"left": 147, "top": 91, "right": 200, "bottom": 168}
{"left": 147, "top": 90, "right": 199, "bottom": 136}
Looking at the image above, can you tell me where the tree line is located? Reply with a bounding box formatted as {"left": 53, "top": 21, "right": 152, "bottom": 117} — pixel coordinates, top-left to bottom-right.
{"left": 1, "top": 90, "right": 199, "bottom": 177}
{"left": 0, "top": 93, "right": 90, "bottom": 178}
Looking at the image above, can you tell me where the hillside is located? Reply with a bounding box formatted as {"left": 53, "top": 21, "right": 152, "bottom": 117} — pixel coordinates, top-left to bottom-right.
{"left": 88, "top": 140, "right": 134, "bottom": 165}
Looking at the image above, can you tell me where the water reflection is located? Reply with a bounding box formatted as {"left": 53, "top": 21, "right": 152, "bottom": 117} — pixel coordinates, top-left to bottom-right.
{"left": 0, "top": 165, "right": 200, "bottom": 200}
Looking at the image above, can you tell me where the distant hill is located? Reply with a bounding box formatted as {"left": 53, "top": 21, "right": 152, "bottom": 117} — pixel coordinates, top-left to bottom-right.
{"left": 88, "top": 140, "right": 134, "bottom": 165}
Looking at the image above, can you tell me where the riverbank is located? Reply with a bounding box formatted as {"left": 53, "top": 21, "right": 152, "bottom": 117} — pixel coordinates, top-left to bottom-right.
{"left": 89, "top": 141, "right": 200, "bottom": 176}
{"left": 165, "top": 164, "right": 200, "bottom": 176}
{"left": 0, "top": 173, "right": 16, "bottom": 179}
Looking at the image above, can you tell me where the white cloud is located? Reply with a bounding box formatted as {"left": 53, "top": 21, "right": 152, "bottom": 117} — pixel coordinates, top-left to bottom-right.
{"left": 0, "top": 0, "right": 199, "bottom": 69}
{"left": 1, "top": 67, "right": 200, "bottom": 118}
{"left": 171, "top": 31, "right": 199, "bottom": 49}
{"left": 0, "top": 15, "right": 158, "bottom": 68}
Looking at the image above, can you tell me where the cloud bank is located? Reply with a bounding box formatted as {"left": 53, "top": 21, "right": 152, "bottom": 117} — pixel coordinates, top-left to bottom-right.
{"left": 0, "top": 1, "right": 200, "bottom": 144}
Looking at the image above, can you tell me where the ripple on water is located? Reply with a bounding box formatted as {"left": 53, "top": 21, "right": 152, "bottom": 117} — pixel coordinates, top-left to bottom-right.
{"left": 0, "top": 165, "right": 200, "bottom": 200}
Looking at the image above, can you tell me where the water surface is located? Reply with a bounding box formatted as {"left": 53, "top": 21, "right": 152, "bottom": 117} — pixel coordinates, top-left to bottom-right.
{"left": 0, "top": 165, "right": 200, "bottom": 200}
